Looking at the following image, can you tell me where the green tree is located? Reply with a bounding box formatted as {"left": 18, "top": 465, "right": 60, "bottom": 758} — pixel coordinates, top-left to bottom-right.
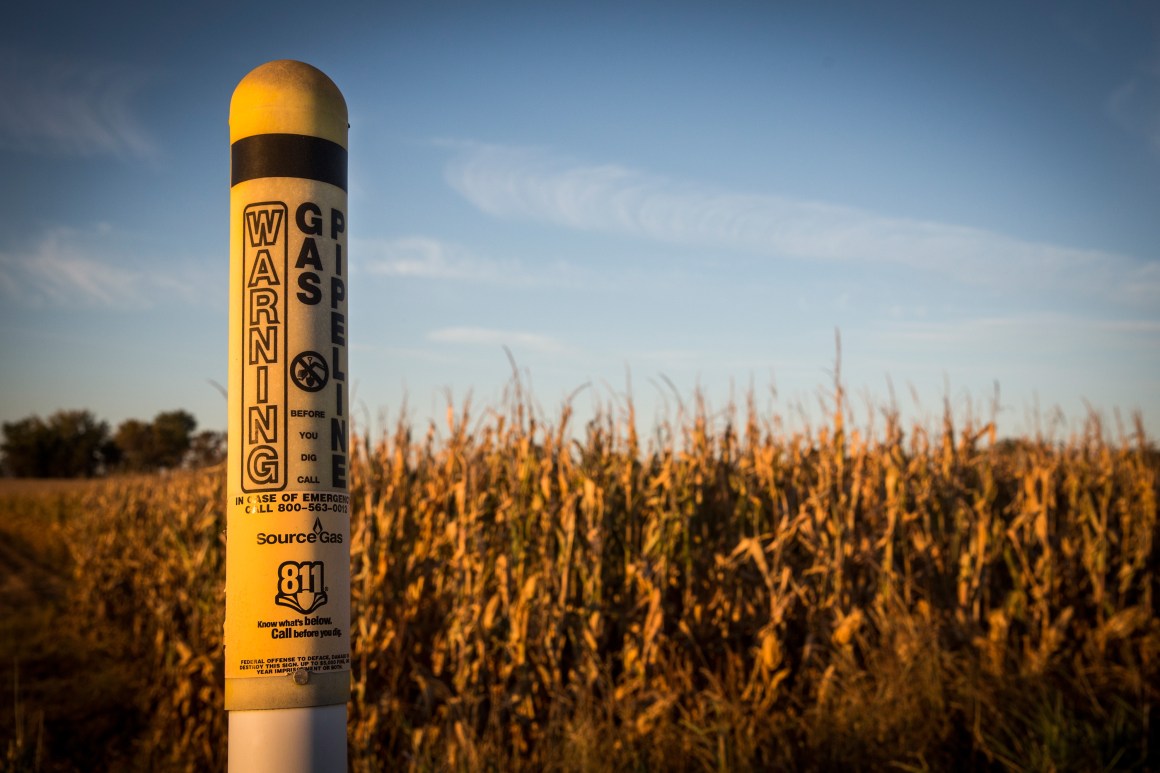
{"left": 1, "top": 416, "right": 51, "bottom": 476}
{"left": 113, "top": 410, "right": 198, "bottom": 471}
{"left": 113, "top": 419, "right": 155, "bottom": 472}
{"left": 1, "top": 410, "right": 112, "bottom": 477}
{"left": 187, "top": 429, "right": 226, "bottom": 468}
{"left": 151, "top": 410, "right": 198, "bottom": 468}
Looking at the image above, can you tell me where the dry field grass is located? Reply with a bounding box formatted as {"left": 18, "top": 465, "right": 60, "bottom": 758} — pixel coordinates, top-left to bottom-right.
{"left": 2, "top": 390, "right": 1157, "bottom": 771}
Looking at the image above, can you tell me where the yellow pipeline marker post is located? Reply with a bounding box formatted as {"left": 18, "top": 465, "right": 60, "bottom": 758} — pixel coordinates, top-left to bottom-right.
{"left": 226, "top": 60, "right": 350, "bottom": 771}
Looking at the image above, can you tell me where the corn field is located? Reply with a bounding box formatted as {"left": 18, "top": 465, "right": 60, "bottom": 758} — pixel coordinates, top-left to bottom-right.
{"left": 2, "top": 389, "right": 1158, "bottom": 771}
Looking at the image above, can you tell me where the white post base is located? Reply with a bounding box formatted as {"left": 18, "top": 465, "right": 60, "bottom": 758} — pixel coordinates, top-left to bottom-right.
{"left": 229, "top": 705, "right": 347, "bottom": 772}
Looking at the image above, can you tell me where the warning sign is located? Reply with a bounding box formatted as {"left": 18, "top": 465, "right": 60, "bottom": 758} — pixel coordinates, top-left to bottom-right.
{"left": 237, "top": 198, "right": 349, "bottom": 493}
{"left": 227, "top": 179, "right": 351, "bottom": 707}
{"left": 241, "top": 202, "right": 289, "bottom": 492}
{"left": 227, "top": 59, "right": 351, "bottom": 713}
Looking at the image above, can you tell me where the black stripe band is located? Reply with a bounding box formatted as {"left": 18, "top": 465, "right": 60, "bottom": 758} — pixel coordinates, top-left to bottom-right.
{"left": 231, "top": 133, "right": 347, "bottom": 190}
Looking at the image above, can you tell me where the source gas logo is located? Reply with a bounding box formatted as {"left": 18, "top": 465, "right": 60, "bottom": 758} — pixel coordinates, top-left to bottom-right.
{"left": 256, "top": 517, "right": 344, "bottom": 546}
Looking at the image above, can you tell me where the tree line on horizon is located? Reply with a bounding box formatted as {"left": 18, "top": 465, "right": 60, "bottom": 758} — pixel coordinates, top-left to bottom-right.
{"left": 0, "top": 409, "right": 225, "bottom": 478}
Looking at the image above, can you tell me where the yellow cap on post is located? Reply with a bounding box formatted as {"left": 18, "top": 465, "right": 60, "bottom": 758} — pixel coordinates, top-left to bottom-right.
{"left": 230, "top": 60, "right": 348, "bottom": 147}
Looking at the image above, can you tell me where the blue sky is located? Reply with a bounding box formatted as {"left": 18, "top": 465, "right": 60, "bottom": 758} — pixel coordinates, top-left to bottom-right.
{"left": 2, "top": 1, "right": 1159, "bottom": 441}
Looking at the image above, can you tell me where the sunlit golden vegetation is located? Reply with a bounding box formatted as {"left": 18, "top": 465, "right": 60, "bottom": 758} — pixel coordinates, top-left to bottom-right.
{"left": 2, "top": 384, "right": 1157, "bottom": 771}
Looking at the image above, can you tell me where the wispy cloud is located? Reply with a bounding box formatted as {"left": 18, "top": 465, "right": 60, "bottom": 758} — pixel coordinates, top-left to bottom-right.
{"left": 1108, "top": 55, "right": 1160, "bottom": 155}
{"left": 357, "top": 236, "right": 515, "bottom": 282}
{"left": 0, "top": 47, "right": 156, "bottom": 158}
{"left": 356, "top": 234, "right": 589, "bottom": 288}
{"left": 427, "top": 326, "right": 567, "bottom": 353}
{"left": 0, "top": 225, "right": 212, "bottom": 309}
{"left": 444, "top": 143, "right": 1157, "bottom": 307}
{"left": 877, "top": 312, "right": 1160, "bottom": 350}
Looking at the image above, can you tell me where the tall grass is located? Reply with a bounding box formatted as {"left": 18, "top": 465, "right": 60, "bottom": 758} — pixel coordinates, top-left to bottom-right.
{"left": 2, "top": 385, "right": 1157, "bottom": 771}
